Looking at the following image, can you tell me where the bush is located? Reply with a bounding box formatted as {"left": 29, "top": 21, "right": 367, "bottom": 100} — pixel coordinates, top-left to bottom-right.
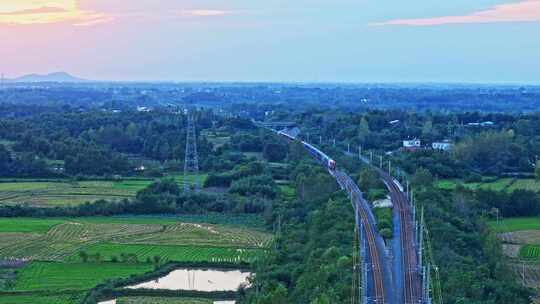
{"left": 464, "top": 172, "right": 482, "bottom": 183}
{"left": 379, "top": 228, "right": 392, "bottom": 239}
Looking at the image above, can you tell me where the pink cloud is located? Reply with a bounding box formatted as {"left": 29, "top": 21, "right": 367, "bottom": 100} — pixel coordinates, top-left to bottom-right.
{"left": 0, "top": 6, "right": 67, "bottom": 15}
{"left": 179, "top": 9, "right": 240, "bottom": 17}
{"left": 371, "top": 0, "right": 540, "bottom": 26}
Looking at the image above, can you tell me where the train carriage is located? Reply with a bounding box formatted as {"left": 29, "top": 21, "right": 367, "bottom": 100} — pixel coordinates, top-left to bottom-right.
{"left": 276, "top": 131, "right": 336, "bottom": 171}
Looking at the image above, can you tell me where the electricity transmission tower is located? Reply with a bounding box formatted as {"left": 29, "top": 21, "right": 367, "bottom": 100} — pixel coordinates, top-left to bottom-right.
{"left": 184, "top": 112, "right": 200, "bottom": 192}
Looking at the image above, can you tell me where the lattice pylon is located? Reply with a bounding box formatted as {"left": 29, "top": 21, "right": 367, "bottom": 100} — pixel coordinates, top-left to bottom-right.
{"left": 184, "top": 113, "right": 199, "bottom": 192}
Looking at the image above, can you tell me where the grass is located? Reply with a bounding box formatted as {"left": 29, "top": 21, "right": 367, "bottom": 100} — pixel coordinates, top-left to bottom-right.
{"left": 0, "top": 139, "right": 14, "bottom": 149}
{"left": 0, "top": 294, "right": 82, "bottom": 304}
{"left": 488, "top": 216, "right": 540, "bottom": 233}
{"left": 0, "top": 217, "right": 272, "bottom": 261}
{"left": 242, "top": 152, "right": 263, "bottom": 160}
{"left": 117, "top": 297, "right": 212, "bottom": 304}
{"left": 0, "top": 180, "right": 146, "bottom": 207}
{"left": 520, "top": 245, "right": 540, "bottom": 260}
{"left": 279, "top": 184, "right": 296, "bottom": 200}
{"left": 437, "top": 178, "right": 540, "bottom": 193}
{"left": 0, "top": 174, "right": 207, "bottom": 207}
{"left": 0, "top": 215, "right": 268, "bottom": 302}
{"left": 12, "top": 261, "right": 152, "bottom": 291}
{"left": 508, "top": 179, "right": 540, "bottom": 192}
{"left": 67, "top": 243, "right": 263, "bottom": 264}
{"left": 0, "top": 218, "right": 65, "bottom": 233}
{"left": 170, "top": 174, "right": 208, "bottom": 188}
{"left": 203, "top": 130, "right": 230, "bottom": 150}
{"left": 76, "top": 214, "right": 266, "bottom": 229}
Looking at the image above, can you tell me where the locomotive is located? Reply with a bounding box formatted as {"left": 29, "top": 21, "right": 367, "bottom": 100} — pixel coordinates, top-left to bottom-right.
{"left": 276, "top": 130, "right": 336, "bottom": 171}
{"left": 302, "top": 141, "right": 337, "bottom": 171}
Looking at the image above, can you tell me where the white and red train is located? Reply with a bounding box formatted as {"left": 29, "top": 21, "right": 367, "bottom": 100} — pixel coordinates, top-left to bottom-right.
{"left": 277, "top": 131, "right": 336, "bottom": 171}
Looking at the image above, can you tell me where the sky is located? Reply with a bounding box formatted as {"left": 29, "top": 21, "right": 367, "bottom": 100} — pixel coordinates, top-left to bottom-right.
{"left": 0, "top": 0, "right": 539, "bottom": 83}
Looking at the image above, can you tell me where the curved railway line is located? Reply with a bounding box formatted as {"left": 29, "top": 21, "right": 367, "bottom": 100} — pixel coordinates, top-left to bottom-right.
{"left": 265, "top": 124, "right": 430, "bottom": 304}
{"left": 335, "top": 171, "right": 388, "bottom": 303}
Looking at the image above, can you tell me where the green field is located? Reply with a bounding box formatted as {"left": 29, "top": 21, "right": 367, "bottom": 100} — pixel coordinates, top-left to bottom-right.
{"left": 0, "top": 180, "right": 150, "bottom": 207}
{"left": 0, "top": 174, "right": 208, "bottom": 207}
{"left": 520, "top": 245, "right": 540, "bottom": 260}
{"left": 488, "top": 217, "right": 540, "bottom": 233}
{"left": 67, "top": 243, "right": 262, "bottom": 264}
{"left": 0, "top": 216, "right": 269, "bottom": 303}
{"left": 278, "top": 184, "right": 296, "bottom": 200}
{"left": 13, "top": 262, "right": 152, "bottom": 291}
{"left": 0, "top": 294, "right": 82, "bottom": 304}
{"left": 437, "top": 178, "right": 540, "bottom": 192}
{"left": 117, "top": 297, "right": 212, "bottom": 304}
{"left": 0, "top": 218, "right": 271, "bottom": 262}
{"left": 508, "top": 179, "right": 540, "bottom": 192}
{"left": 170, "top": 174, "right": 208, "bottom": 188}
{"left": 0, "top": 218, "right": 65, "bottom": 233}
{"left": 242, "top": 152, "right": 263, "bottom": 160}
{"left": 202, "top": 130, "right": 230, "bottom": 150}
{"left": 76, "top": 214, "right": 265, "bottom": 228}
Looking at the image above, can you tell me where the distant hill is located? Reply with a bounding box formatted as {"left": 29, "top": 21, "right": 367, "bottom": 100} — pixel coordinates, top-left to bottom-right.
{"left": 9, "top": 72, "right": 88, "bottom": 83}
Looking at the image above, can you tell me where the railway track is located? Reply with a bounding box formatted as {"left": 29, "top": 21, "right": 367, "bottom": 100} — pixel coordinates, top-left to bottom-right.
{"left": 268, "top": 127, "right": 396, "bottom": 303}
{"left": 380, "top": 171, "right": 422, "bottom": 304}
{"left": 335, "top": 171, "right": 388, "bottom": 303}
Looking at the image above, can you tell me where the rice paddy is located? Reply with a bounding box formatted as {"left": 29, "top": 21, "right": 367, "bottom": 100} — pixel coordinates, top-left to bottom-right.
{"left": 12, "top": 262, "right": 152, "bottom": 291}
{"left": 520, "top": 245, "right": 540, "bottom": 261}
{"left": 0, "top": 218, "right": 271, "bottom": 262}
{"left": 0, "top": 174, "right": 208, "bottom": 207}
{"left": 488, "top": 216, "right": 540, "bottom": 233}
{"left": 0, "top": 216, "right": 270, "bottom": 303}
{"left": 0, "top": 294, "right": 82, "bottom": 304}
{"left": 437, "top": 178, "right": 540, "bottom": 193}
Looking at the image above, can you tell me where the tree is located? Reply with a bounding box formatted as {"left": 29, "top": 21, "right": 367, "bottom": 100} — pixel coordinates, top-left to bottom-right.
{"left": 358, "top": 117, "right": 370, "bottom": 142}
{"left": 261, "top": 283, "right": 288, "bottom": 304}
{"left": 79, "top": 251, "right": 89, "bottom": 262}
{"left": 153, "top": 255, "right": 162, "bottom": 267}
{"left": 0, "top": 144, "right": 10, "bottom": 173}
{"left": 357, "top": 167, "right": 382, "bottom": 192}
{"left": 263, "top": 143, "right": 287, "bottom": 162}
{"left": 411, "top": 168, "right": 433, "bottom": 188}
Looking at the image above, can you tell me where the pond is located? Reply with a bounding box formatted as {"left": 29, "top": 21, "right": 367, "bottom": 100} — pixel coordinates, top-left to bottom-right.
{"left": 127, "top": 268, "right": 251, "bottom": 291}
{"left": 98, "top": 268, "right": 250, "bottom": 304}
{"left": 100, "top": 301, "right": 234, "bottom": 304}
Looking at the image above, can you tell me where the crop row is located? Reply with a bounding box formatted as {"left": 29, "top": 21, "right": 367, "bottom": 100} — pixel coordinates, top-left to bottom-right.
{"left": 0, "top": 220, "right": 271, "bottom": 262}
{"left": 66, "top": 243, "right": 263, "bottom": 264}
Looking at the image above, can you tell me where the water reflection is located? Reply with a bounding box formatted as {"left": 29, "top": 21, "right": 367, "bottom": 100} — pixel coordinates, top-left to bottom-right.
{"left": 127, "top": 268, "right": 251, "bottom": 292}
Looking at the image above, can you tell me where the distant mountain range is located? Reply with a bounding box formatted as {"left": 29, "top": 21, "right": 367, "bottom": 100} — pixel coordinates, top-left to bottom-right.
{"left": 7, "top": 72, "right": 88, "bottom": 83}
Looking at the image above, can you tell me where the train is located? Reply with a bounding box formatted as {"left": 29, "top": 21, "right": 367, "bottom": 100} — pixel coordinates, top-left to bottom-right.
{"left": 277, "top": 131, "right": 336, "bottom": 171}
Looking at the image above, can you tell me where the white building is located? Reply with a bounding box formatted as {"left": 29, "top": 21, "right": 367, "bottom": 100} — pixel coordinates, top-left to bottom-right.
{"left": 403, "top": 139, "right": 421, "bottom": 148}
{"left": 432, "top": 141, "right": 453, "bottom": 151}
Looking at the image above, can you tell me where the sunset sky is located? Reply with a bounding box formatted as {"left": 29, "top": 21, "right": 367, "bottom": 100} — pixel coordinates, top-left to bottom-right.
{"left": 1, "top": 0, "right": 539, "bottom": 83}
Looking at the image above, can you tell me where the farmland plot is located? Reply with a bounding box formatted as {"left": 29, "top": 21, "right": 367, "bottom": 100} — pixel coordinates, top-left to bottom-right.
{"left": 0, "top": 218, "right": 271, "bottom": 262}
{"left": 509, "top": 262, "right": 540, "bottom": 288}
{"left": 0, "top": 294, "right": 82, "bottom": 304}
{"left": 12, "top": 262, "right": 152, "bottom": 291}
{"left": 117, "top": 297, "right": 212, "bottom": 304}
{"left": 520, "top": 245, "right": 540, "bottom": 260}
{"left": 0, "top": 176, "right": 208, "bottom": 207}
{"left": 66, "top": 243, "right": 262, "bottom": 263}
{"left": 0, "top": 180, "right": 149, "bottom": 207}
